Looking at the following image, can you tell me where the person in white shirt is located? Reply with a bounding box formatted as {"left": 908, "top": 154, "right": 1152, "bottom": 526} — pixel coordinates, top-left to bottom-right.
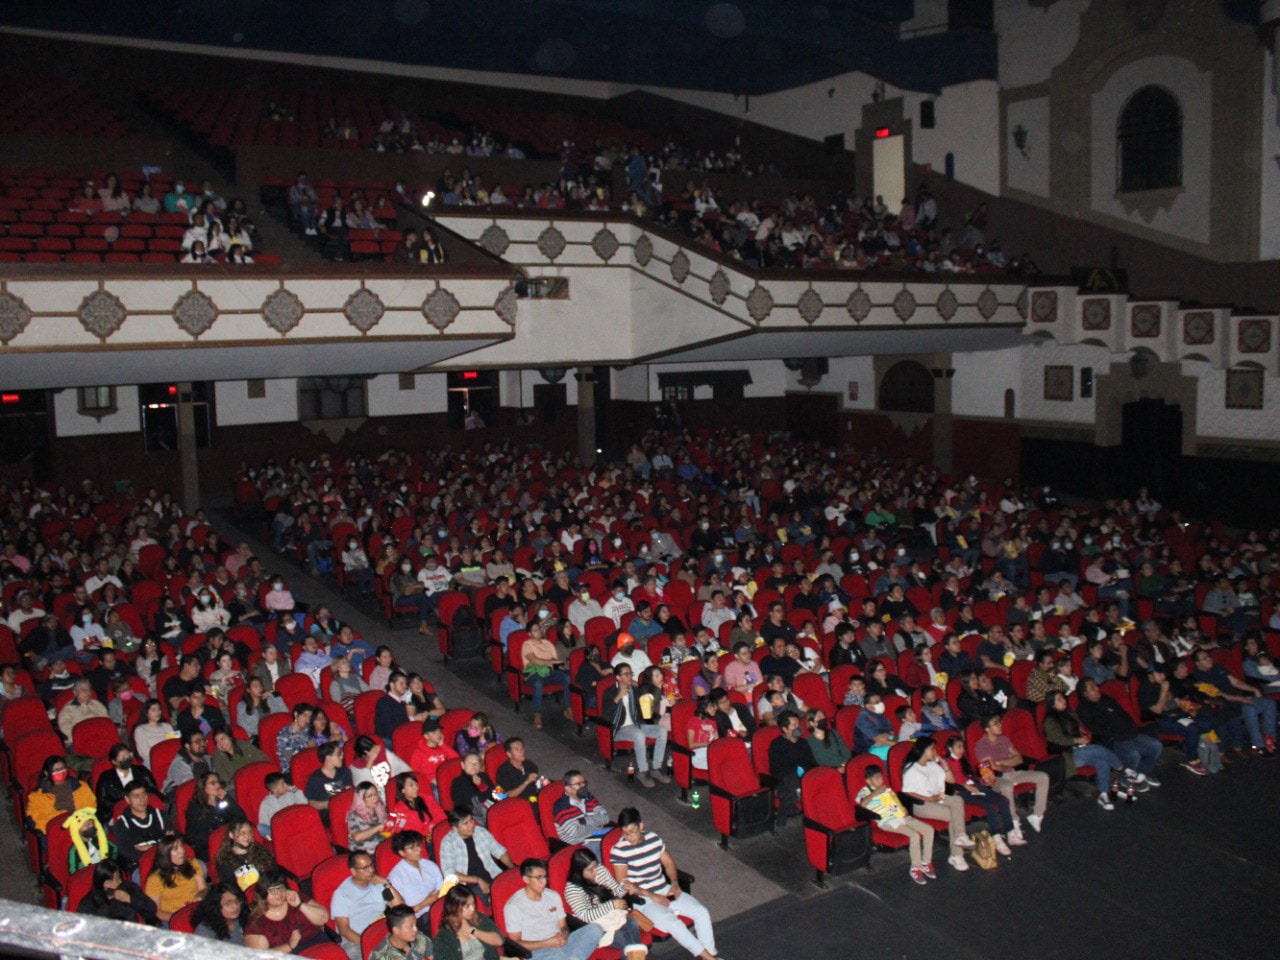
{"left": 559, "top": 523, "right": 584, "bottom": 554}
{"left": 899, "top": 738, "right": 979, "bottom": 872}
{"left": 700, "top": 591, "right": 736, "bottom": 635}
{"left": 417, "top": 555, "right": 451, "bottom": 598}
{"left": 610, "top": 635, "right": 652, "bottom": 673}
{"left": 386, "top": 830, "right": 444, "bottom": 933}
{"left": 566, "top": 586, "right": 604, "bottom": 638}
{"left": 84, "top": 559, "right": 124, "bottom": 597}
{"left": 602, "top": 583, "right": 635, "bottom": 629}
{"left": 7, "top": 591, "right": 46, "bottom": 632}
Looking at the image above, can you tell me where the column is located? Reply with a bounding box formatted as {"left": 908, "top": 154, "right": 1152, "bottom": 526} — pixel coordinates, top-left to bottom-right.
{"left": 576, "top": 368, "right": 596, "bottom": 467}
{"left": 931, "top": 365, "right": 955, "bottom": 474}
{"left": 176, "top": 381, "right": 200, "bottom": 513}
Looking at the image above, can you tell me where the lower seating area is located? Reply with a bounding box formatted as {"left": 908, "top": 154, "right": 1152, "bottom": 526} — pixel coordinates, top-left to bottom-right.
{"left": 0, "top": 79, "right": 141, "bottom": 141}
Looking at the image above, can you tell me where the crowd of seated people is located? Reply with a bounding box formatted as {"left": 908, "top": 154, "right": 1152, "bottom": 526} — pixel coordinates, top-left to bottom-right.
{"left": 228, "top": 429, "right": 1279, "bottom": 871}
{"left": 0, "top": 168, "right": 266, "bottom": 264}
{"left": 0, "top": 476, "right": 727, "bottom": 957}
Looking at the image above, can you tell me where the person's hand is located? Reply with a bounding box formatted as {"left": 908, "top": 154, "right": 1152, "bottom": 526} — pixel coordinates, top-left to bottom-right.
{"left": 112, "top": 888, "right": 132, "bottom": 904}
{"left": 612, "top": 899, "right": 628, "bottom": 911}
{"left": 476, "top": 878, "right": 490, "bottom": 895}
{"left": 525, "top": 772, "right": 539, "bottom": 785}
{"left": 464, "top": 925, "right": 478, "bottom": 939}
{"left": 549, "top": 932, "right": 568, "bottom": 948}
{"left": 289, "top": 929, "right": 302, "bottom": 949}
{"left": 285, "top": 889, "right": 301, "bottom": 908}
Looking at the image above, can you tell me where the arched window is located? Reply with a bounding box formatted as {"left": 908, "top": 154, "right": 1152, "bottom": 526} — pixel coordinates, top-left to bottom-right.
{"left": 1117, "top": 86, "right": 1181, "bottom": 192}
{"left": 878, "top": 360, "right": 935, "bottom": 413}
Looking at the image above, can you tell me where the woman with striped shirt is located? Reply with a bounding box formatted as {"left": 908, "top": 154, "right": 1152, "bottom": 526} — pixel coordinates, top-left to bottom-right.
{"left": 564, "top": 848, "right": 647, "bottom": 960}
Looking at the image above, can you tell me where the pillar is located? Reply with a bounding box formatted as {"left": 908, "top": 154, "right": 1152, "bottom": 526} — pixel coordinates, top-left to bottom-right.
{"left": 576, "top": 368, "right": 596, "bottom": 467}
{"left": 176, "top": 381, "right": 200, "bottom": 513}
{"left": 931, "top": 364, "right": 955, "bottom": 473}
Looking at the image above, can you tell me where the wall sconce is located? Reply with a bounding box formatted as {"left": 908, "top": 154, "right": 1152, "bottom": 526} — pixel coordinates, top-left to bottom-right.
{"left": 1129, "top": 352, "right": 1150, "bottom": 380}
{"left": 1012, "top": 124, "right": 1030, "bottom": 159}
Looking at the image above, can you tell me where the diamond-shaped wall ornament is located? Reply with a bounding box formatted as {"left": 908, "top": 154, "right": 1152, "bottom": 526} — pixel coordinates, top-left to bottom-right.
{"left": 745, "top": 284, "right": 774, "bottom": 322}
{"left": 173, "top": 290, "right": 218, "bottom": 338}
{"left": 1238, "top": 318, "right": 1272, "bottom": 354}
{"left": 0, "top": 290, "right": 32, "bottom": 343}
{"left": 1130, "top": 303, "right": 1160, "bottom": 339}
{"left": 708, "top": 269, "right": 730, "bottom": 305}
{"left": 591, "top": 227, "right": 619, "bottom": 262}
{"left": 893, "top": 288, "right": 917, "bottom": 322}
{"left": 634, "top": 234, "right": 653, "bottom": 267}
{"left": 1016, "top": 288, "right": 1029, "bottom": 320}
{"left": 343, "top": 288, "right": 384, "bottom": 333}
{"left": 936, "top": 288, "right": 958, "bottom": 322}
{"left": 423, "top": 288, "right": 461, "bottom": 331}
{"left": 976, "top": 288, "right": 999, "bottom": 320}
{"left": 670, "top": 250, "right": 691, "bottom": 285}
{"left": 1081, "top": 297, "right": 1111, "bottom": 330}
{"left": 536, "top": 225, "right": 567, "bottom": 261}
{"left": 1183, "top": 310, "right": 1214, "bottom": 345}
{"left": 846, "top": 288, "right": 872, "bottom": 323}
{"left": 797, "top": 288, "right": 824, "bottom": 325}
{"left": 78, "top": 289, "right": 126, "bottom": 340}
{"left": 1031, "top": 290, "right": 1058, "bottom": 323}
{"left": 493, "top": 284, "right": 518, "bottom": 326}
{"left": 262, "top": 289, "right": 304, "bottom": 334}
{"left": 479, "top": 225, "right": 510, "bottom": 257}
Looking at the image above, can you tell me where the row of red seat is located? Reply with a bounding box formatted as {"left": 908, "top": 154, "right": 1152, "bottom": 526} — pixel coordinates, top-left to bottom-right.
{"left": 0, "top": 80, "right": 141, "bottom": 141}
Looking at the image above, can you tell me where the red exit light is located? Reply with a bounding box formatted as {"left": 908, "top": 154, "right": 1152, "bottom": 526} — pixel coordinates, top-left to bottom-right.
{"left": 167, "top": 385, "right": 178, "bottom": 395}
{"left": 462, "top": 371, "right": 479, "bottom": 381}
{"left": 1, "top": 393, "right": 19, "bottom": 404}
{"left": 874, "top": 127, "right": 892, "bottom": 139}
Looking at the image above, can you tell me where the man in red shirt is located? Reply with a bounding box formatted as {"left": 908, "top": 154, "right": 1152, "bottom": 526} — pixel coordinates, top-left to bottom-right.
{"left": 408, "top": 717, "right": 457, "bottom": 787}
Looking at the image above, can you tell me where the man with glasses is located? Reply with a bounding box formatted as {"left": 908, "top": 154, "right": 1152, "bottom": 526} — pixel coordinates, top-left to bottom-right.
{"left": 331, "top": 851, "right": 405, "bottom": 960}
{"left": 438, "top": 807, "right": 513, "bottom": 903}
{"left": 610, "top": 807, "right": 721, "bottom": 960}
{"left": 503, "top": 858, "right": 604, "bottom": 960}
{"left": 551, "top": 770, "right": 610, "bottom": 853}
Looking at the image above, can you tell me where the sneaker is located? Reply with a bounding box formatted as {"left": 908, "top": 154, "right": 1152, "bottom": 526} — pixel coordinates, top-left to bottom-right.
{"left": 637, "top": 772, "right": 656, "bottom": 788}
{"left": 993, "top": 836, "right": 1012, "bottom": 856}
{"left": 1180, "top": 760, "right": 1209, "bottom": 776}
{"left": 953, "top": 834, "right": 976, "bottom": 848}
{"left": 1026, "top": 814, "right": 1044, "bottom": 833}
{"left": 921, "top": 861, "right": 938, "bottom": 879}
{"left": 1125, "top": 769, "right": 1145, "bottom": 784}
{"left": 304, "top": 227, "right": 317, "bottom": 236}
{"left": 651, "top": 770, "right": 672, "bottom": 785}
{"left": 909, "top": 866, "right": 928, "bottom": 885}
{"left": 1006, "top": 831, "right": 1028, "bottom": 846}
{"left": 1260, "top": 748, "right": 1278, "bottom": 760}
{"left": 1123, "top": 776, "right": 1150, "bottom": 793}
{"left": 1097, "top": 793, "right": 1115, "bottom": 811}
{"left": 1143, "top": 773, "right": 1162, "bottom": 788}
{"left": 946, "top": 855, "right": 968, "bottom": 873}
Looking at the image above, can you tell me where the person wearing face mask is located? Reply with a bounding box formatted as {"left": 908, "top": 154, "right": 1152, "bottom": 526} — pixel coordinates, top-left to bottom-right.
{"left": 95, "top": 742, "right": 158, "bottom": 813}
{"left": 566, "top": 584, "right": 604, "bottom": 639}
{"left": 768, "top": 710, "right": 815, "bottom": 824}
{"left": 852, "top": 693, "right": 896, "bottom": 756}
{"left": 70, "top": 605, "right": 107, "bottom": 656}
{"left": 341, "top": 537, "right": 376, "bottom": 597}
{"left": 191, "top": 589, "right": 232, "bottom": 633}
{"left": 26, "top": 756, "right": 96, "bottom": 834}
{"left": 389, "top": 557, "right": 432, "bottom": 634}
{"left": 602, "top": 580, "right": 635, "bottom": 629}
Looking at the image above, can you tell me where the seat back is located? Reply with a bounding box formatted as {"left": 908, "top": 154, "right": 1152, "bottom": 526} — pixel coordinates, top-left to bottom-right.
{"left": 486, "top": 797, "right": 550, "bottom": 863}
{"left": 536, "top": 779, "right": 564, "bottom": 842}
{"left": 257, "top": 714, "right": 292, "bottom": 765}
{"left": 360, "top": 917, "right": 389, "bottom": 960}
{"left": 435, "top": 758, "right": 463, "bottom": 811}
{"left": 233, "top": 761, "right": 279, "bottom": 826}
{"left": 488, "top": 868, "right": 524, "bottom": 938}
{"left": 148, "top": 738, "right": 182, "bottom": 788}
{"left": 275, "top": 673, "right": 319, "bottom": 710}
{"left": 311, "top": 853, "right": 352, "bottom": 931}
{"left": 271, "top": 804, "right": 334, "bottom": 877}
{"left": 793, "top": 672, "right": 834, "bottom": 718}
{"left": 329, "top": 788, "right": 357, "bottom": 850}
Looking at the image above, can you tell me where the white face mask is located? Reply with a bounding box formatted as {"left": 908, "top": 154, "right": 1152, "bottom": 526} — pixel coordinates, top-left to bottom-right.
{"left": 869, "top": 702, "right": 885, "bottom": 715}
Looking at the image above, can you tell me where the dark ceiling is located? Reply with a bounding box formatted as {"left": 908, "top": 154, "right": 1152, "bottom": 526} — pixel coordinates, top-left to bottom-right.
{"left": 0, "top": 0, "right": 998, "bottom": 95}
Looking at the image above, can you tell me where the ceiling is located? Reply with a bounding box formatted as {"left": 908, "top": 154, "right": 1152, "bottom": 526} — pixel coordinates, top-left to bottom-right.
{"left": 0, "top": 0, "right": 997, "bottom": 95}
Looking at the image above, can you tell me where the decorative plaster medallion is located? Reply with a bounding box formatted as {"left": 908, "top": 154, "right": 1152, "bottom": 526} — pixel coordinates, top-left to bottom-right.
{"left": 1130, "top": 304, "right": 1160, "bottom": 339}
{"left": 479, "top": 225, "right": 510, "bottom": 257}
{"left": 936, "top": 288, "right": 958, "bottom": 322}
{"left": 976, "top": 288, "right": 999, "bottom": 320}
{"left": 1016, "top": 288, "right": 1029, "bottom": 320}
{"left": 78, "top": 290, "right": 126, "bottom": 340}
{"left": 1081, "top": 297, "right": 1111, "bottom": 330}
{"left": 493, "top": 285, "right": 518, "bottom": 326}
{"left": 262, "top": 289, "right": 304, "bottom": 334}
{"left": 343, "top": 288, "right": 385, "bottom": 333}
{"left": 797, "top": 288, "right": 824, "bottom": 325}
{"left": 0, "top": 291, "right": 32, "bottom": 343}
{"left": 846, "top": 288, "right": 872, "bottom": 323}
{"left": 1182, "top": 311, "right": 1214, "bottom": 345}
{"left": 1225, "top": 368, "right": 1264, "bottom": 410}
{"left": 893, "top": 288, "right": 917, "bottom": 322}
{"left": 745, "top": 284, "right": 774, "bottom": 322}
{"left": 591, "top": 227, "right": 619, "bottom": 262}
{"left": 422, "top": 288, "right": 461, "bottom": 331}
{"left": 670, "top": 250, "right": 691, "bottom": 285}
{"left": 634, "top": 234, "right": 653, "bottom": 267}
{"left": 1238, "top": 318, "right": 1272, "bottom": 354}
{"left": 1031, "top": 290, "right": 1058, "bottom": 324}
{"left": 536, "top": 225, "right": 567, "bottom": 261}
{"left": 173, "top": 290, "right": 218, "bottom": 338}
{"left": 708, "top": 269, "right": 730, "bottom": 305}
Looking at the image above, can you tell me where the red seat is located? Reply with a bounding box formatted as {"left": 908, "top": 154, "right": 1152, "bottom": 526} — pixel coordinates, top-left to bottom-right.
{"left": 329, "top": 788, "right": 357, "bottom": 851}
{"left": 310, "top": 853, "right": 352, "bottom": 932}
{"left": 172, "top": 779, "right": 197, "bottom": 834}
{"left": 290, "top": 747, "right": 323, "bottom": 796}
{"left": 233, "top": 760, "right": 279, "bottom": 827}
{"left": 535, "top": 779, "right": 565, "bottom": 844}
{"left": 844, "top": 754, "right": 908, "bottom": 852}
{"left": 71, "top": 716, "right": 121, "bottom": 760}
{"left": 148, "top": 737, "right": 182, "bottom": 788}
{"left": 668, "top": 699, "right": 708, "bottom": 803}
{"left": 65, "top": 864, "right": 95, "bottom": 911}
{"left": 271, "top": 804, "right": 335, "bottom": 878}
{"left": 169, "top": 902, "right": 198, "bottom": 934}
{"left": 707, "top": 737, "right": 772, "bottom": 848}
{"left": 802, "top": 766, "right": 870, "bottom": 886}
{"left": 353, "top": 691, "right": 382, "bottom": 737}
{"left": 275, "top": 672, "right": 320, "bottom": 710}
{"left": 360, "top": 917, "right": 389, "bottom": 960}
{"left": 257, "top": 713, "right": 293, "bottom": 765}
{"left": 486, "top": 797, "right": 550, "bottom": 863}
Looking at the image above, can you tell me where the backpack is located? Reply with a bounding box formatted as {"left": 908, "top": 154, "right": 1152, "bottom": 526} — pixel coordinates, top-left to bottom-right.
{"left": 1197, "top": 736, "right": 1223, "bottom": 774}
{"left": 969, "top": 829, "right": 999, "bottom": 870}
{"left": 449, "top": 604, "right": 484, "bottom": 658}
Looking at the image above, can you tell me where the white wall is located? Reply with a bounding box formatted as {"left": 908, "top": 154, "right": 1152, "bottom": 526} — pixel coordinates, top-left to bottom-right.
{"left": 1260, "top": 50, "right": 1280, "bottom": 260}
{"left": 366, "top": 373, "right": 448, "bottom": 417}
{"left": 819, "top": 356, "right": 876, "bottom": 410}
{"left": 996, "top": 0, "right": 1090, "bottom": 89}
{"left": 1018, "top": 340, "right": 1110, "bottom": 424}
{"left": 1187, "top": 359, "right": 1280, "bottom": 442}
{"left": 906, "top": 80, "right": 1001, "bottom": 195}
{"left": 610, "top": 366, "right": 650, "bottom": 403}
{"left": 52, "top": 386, "right": 141, "bottom": 437}
{"left": 952, "top": 347, "right": 1023, "bottom": 417}
{"left": 1089, "top": 56, "right": 1212, "bottom": 245}
{"left": 215, "top": 379, "right": 298, "bottom": 426}
{"left": 1004, "top": 95, "right": 1051, "bottom": 198}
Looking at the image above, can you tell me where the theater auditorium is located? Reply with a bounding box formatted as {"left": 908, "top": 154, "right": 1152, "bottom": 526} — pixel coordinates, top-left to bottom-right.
{"left": 1, "top": 3, "right": 1278, "bottom": 959}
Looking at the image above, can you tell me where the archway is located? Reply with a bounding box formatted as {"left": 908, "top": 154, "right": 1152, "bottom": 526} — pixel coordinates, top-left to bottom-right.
{"left": 878, "top": 360, "right": 935, "bottom": 413}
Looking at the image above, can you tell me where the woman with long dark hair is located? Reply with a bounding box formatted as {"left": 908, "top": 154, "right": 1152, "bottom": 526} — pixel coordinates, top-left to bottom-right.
{"left": 243, "top": 868, "right": 329, "bottom": 952}
{"left": 78, "top": 860, "right": 158, "bottom": 925}
{"left": 431, "top": 885, "right": 503, "bottom": 960}
{"left": 192, "top": 881, "right": 247, "bottom": 943}
{"left": 144, "top": 834, "right": 206, "bottom": 922}
{"left": 185, "top": 772, "right": 246, "bottom": 861}
{"left": 564, "top": 847, "right": 647, "bottom": 960}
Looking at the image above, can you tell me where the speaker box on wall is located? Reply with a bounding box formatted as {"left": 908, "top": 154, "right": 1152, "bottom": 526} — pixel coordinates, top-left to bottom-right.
{"left": 1081, "top": 367, "right": 1094, "bottom": 399}
{"left": 920, "top": 101, "right": 935, "bottom": 129}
